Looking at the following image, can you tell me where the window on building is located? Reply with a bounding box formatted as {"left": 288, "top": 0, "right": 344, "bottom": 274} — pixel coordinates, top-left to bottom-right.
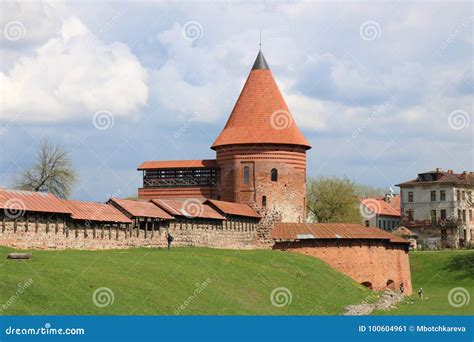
{"left": 463, "top": 210, "right": 466, "bottom": 223}
{"left": 440, "top": 209, "right": 447, "bottom": 220}
{"left": 458, "top": 209, "right": 462, "bottom": 222}
{"left": 468, "top": 191, "right": 472, "bottom": 203}
{"left": 457, "top": 189, "right": 461, "bottom": 201}
{"left": 261, "top": 196, "right": 267, "bottom": 207}
{"left": 378, "top": 220, "right": 382, "bottom": 228}
{"left": 383, "top": 221, "right": 386, "bottom": 230}
{"left": 431, "top": 190, "right": 436, "bottom": 202}
{"left": 462, "top": 190, "right": 466, "bottom": 201}
{"left": 271, "top": 168, "right": 278, "bottom": 182}
{"left": 243, "top": 166, "right": 249, "bottom": 184}
{"left": 365, "top": 220, "right": 370, "bottom": 227}
{"left": 407, "top": 209, "right": 414, "bottom": 222}
{"left": 440, "top": 190, "right": 446, "bottom": 201}
{"left": 430, "top": 210, "right": 437, "bottom": 223}
{"left": 408, "top": 191, "right": 414, "bottom": 202}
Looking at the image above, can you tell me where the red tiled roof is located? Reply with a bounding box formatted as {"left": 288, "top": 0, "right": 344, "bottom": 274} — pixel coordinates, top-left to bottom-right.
{"left": 211, "top": 52, "right": 311, "bottom": 150}
{"left": 271, "top": 223, "right": 409, "bottom": 244}
{"left": 360, "top": 198, "right": 400, "bottom": 217}
{"left": 109, "top": 198, "right": 174, "bottom": 220}
{"left": 388, "top": 195, "right": 400, "bottom": 212}
{"left": 138, "top": 159, "right": 218, "bottom": 170}
{"left": 62, "top": 200, "right": 132, "bottom": 223}
{"left": 397, "top": 170, "right": 474, "bottom": 187}
{"left": 205, "top": 199, "right": 261, "bottom": 219}
{"left": 151, "top": 199, "right": 225, "bottom": 220}
{"left": 0, "top": 189, "right": 71, "bottom": 214}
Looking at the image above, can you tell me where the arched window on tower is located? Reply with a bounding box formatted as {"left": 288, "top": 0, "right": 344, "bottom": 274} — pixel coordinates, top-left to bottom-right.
{"left": 271, "top": 168, "right": 278, "bottom": 182}
{"left": 262, "top": 196, "right": 267, "bottom": 207}
{"left": 243, "top": 166, "right": 249, "bottom": 184}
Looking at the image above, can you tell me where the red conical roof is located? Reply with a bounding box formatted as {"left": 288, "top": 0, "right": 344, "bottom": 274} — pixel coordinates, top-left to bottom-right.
{"left": 211, "top": 51, "right": 311, "bottom": 150}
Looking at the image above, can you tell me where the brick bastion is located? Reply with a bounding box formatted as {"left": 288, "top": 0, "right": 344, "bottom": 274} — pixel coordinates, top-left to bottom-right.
{"left": 272, "top": 223, "right": 413, "bottom": 295}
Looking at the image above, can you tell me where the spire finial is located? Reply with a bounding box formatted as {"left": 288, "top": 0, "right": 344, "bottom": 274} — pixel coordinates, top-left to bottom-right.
{"left": 259, "top": 29, "right": 262, "bottom": 51}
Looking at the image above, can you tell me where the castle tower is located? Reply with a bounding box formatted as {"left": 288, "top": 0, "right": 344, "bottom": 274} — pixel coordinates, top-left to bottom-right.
{"left": 212, "top": 51, "right": 311, "bottom": 222}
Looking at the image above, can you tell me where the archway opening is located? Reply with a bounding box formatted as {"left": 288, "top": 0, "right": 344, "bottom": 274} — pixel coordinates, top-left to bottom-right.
{"left": 386, "top": 279, "right": 395, "bottom": 289}
{"left": 361, "top": 281, "right": 373, "bottom": 290}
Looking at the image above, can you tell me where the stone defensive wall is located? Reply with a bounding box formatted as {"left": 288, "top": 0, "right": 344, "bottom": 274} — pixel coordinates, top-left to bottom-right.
{"left": 0, "top": 217, "right": 259, "bottom": 250}
{"left": 0, "top": 189, "right": 263, "bottom": 250}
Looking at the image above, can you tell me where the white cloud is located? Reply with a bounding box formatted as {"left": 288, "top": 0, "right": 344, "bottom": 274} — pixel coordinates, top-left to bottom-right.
{"left": 0, "top": 1, "right": 61, "bottom": 47}
{"left": 0, "top": 17, "right": 148, "bottom": 122}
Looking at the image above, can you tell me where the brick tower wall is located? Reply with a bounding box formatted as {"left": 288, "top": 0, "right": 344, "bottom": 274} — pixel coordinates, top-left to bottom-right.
{"left": 216, "top": 144, "right": 307, "bottom": 223}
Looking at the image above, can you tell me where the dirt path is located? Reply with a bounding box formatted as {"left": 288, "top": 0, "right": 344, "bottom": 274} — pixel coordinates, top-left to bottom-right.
{"left": 344, "top": 290, "right": 404, "bottom": 315}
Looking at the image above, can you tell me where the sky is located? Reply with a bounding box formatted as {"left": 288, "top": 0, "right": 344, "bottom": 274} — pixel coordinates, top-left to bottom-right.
{"left": 0, "top": 0, "right": 472, "bottom": 201}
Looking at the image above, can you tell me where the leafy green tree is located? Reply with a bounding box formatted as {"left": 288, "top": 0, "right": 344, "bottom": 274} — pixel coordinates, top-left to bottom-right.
{"left": 306, "top": 176, "right": 362, "bottom": 223}
{"left": 354, "top": 183, "right": 396, "bottom": 198}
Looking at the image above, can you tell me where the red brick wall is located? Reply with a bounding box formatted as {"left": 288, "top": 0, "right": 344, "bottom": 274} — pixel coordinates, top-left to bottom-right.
{"left": 138, "top": 186, "right": 218, "bottom": 200}
{"left": 274, "top": 240, "right": 412, "bottom": 295}
{"left": 216, "top": 144, "right": 307, "bottom": 222}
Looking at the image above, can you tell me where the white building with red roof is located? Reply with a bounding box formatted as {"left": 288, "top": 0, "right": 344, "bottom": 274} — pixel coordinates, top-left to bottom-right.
{"left": 359, "top": 195, "right": 401, "bottom": 231}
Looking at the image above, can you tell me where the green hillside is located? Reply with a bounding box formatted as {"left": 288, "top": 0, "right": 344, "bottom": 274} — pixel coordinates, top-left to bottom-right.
{"left": 0, "top": 247, "right": 369, "bottom": 315}
{"left": 374, "top": 250, "right": 474, "bottom": 315}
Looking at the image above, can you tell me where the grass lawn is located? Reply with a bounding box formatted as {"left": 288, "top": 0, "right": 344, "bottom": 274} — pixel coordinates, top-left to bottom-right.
{"left": 0, "top": 246, "right": 370, "bottom": 315}
{"left": 373, "top": 249, "right": 474, "bottom": 315}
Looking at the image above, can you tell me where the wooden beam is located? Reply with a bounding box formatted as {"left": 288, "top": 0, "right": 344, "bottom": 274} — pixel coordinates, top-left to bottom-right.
{"left": 46, "top": 215, "right": 50, "bottom": 234}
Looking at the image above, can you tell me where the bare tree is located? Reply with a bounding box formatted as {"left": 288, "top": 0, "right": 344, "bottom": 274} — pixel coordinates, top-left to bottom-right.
{"left": 15, "top": 137, "right": 78, "bottom": 199}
